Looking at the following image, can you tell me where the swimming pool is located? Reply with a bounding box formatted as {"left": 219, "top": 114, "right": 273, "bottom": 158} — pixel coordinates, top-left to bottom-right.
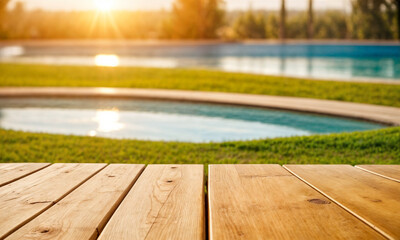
{"left": 0, "top": 42, "right": 399, "bottom": 81}
{"left": 0, "top": 98, "right": 384, "bottom": 142}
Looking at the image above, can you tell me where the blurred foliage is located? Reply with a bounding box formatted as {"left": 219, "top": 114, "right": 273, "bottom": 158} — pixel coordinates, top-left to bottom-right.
{"left": 6, "top": 11, "right": 168, "bottom": 39}
{"left": 3, "top": 3, "right": 168, "bottom": 39}
{"left": 314, "top": 11, "right": 348, "bottom": 39}
{"left": 0, "top": 0, "right": 10, "bottom": 37}
{"left": 162, "top": 0, "right": 224, "bottom": 38}
{"left": 233, "top": 10, "right": 266, "bottom": 39}
{"left": 0, "top": 0, "right": 399, "bottom": 40}
{"left": 286, "top": 13, "right": 308, "bottom": 39}
{"left": 227, "top": 10, "right": 349, "bottom": 39}
{"left": 350, "top": 0, "right": 398, "bottom": 39}
{"left": 0, "top": 0, "right": 8, "bottom": 16}
{"left": 265, "top": 14, "right": 280, "bottom": 39}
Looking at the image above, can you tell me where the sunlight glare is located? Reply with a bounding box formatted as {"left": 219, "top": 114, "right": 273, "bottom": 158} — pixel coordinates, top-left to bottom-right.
{"left": 94, "top": 54, "right": 120, "bottom": 67}
{"left": 96, "top": 87, "right": 117, "bottom": 94}
{"left": 91, "top": 109, "right": 124, "bottom": 136}
{"left": 93, "top": 0, "right": 114, "bottom": 12}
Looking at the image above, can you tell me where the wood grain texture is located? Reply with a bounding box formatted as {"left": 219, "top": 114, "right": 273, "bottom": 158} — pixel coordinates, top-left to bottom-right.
{"left": 0, "top": 163, "right": 106, "bottom": 239}
{"left": 6, "top": 164, "right": 145, "bottom": 240}
{"left": 0, "top": 163, "right": 50, "bottom": 187}
{"left": 356, "top": 165, "right": 400, "bottom": 182}
{"left": 208, "top": 164, "right": 384, "bottom": 240}
{"left": 99, "top": 164, "right": 204, "bottom": 240}
{"left": 285, "top": 165, "right": 400, "bottom": 240}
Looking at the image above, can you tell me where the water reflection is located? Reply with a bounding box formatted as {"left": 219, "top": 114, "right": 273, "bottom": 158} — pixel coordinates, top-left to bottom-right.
{"left": 94, "top": 54, "right": 119, "bottom": 67}
{"left": 0, "top": 98, "right": 383, "bottom": 142}
{"left": 0, "top": 107, "right": 310, "bottom": 141}
{"left": 1, "top": 43, "right": 399, "bottom": 80}
{"left": 89, "top": 109, "right": 124, "bottom": 136}
{"left": 217, "top": 57, "right": 398, "bottom": 80}
{"left": 0, "top": 46, "right": 24, "bottom": 57}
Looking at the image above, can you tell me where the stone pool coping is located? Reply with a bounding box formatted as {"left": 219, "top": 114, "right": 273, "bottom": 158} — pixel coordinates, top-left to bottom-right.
{"left": 0, "top": 87, "right": 399, "bottom": 126}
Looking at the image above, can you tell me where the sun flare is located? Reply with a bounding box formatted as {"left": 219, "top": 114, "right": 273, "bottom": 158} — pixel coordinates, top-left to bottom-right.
{"left": 94, "top": 54, "right": 120, "bottom": 67}
{"left": 91, "top": 109, "right": 124, "bottom": 135}
{"left": 94, "top": 0, "right": 114, "bottom": 12}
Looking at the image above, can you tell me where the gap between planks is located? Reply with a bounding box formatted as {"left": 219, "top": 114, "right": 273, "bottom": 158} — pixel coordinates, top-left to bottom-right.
{"left": 6, "top": 164, "right": 145, "bottom": 240}
{"left": 1, "top": 164, "right": 398, "bottom": 240}
{"left": 208, "top": 164, "right": 385, "bottom": 240}
{"left": 283, "top": 165, "right": 395, "bottom": 240}
{"left": 98, "top": 165, "right": 205, "bottom": 240}
{"left": 0, "top": 163, "right": 51, "bottom": 187}
{"left": 0, "top": 163, "right": 107, "bottom": 239}
{"left": 355, "top": 165, "right": 400, "bottom": 183}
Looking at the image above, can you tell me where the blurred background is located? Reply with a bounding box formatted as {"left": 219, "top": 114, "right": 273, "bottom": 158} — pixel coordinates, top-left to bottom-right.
{"left": 0, "top": 0, "right": 398, "bottom": 40}
{"left": 1, "top": 0, "right": 399, "bottom": 81}
{"left": 0, "top": 0, "right": 399, "bottom": 164}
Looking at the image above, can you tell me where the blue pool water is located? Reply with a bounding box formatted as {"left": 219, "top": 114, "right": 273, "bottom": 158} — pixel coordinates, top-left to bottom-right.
{"left": 0, "top": 98, "right": 383, "bottom": 142}
{"left": 0, "top": 42, "right": 399, "bottom": 81}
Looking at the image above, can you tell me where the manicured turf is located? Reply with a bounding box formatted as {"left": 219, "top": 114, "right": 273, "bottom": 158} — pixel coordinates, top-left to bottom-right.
{"left": 1, "top": 63, "right": 400, "bottom": 107}
{"left": 1, "top": 63, "right": 399, "bottom": 166}
{"left": 1, "top": 128, "right": 399, "bottom": 168}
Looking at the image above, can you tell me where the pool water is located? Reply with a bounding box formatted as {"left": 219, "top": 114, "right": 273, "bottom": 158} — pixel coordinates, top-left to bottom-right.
{"left": 0, "top": 43, "right": 399, "bottom": 81}
{"left": 0, "top": 98, "right": 384, "bottom": 142}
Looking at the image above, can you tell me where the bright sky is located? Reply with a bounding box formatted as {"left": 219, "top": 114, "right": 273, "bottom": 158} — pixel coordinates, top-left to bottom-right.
{"left": 12, "top": 0, "right": 351, "bottom": 11}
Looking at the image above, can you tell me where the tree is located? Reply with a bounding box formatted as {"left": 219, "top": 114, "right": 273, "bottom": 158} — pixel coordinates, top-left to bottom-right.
{"left": 0, "top": 0, "right": 10, "bottom": 38}
{"left": 163, "top": 0, "right": 224, "bottom": 39}
{"left": 280, "top": 0, "right": 286, "bottom": 40}
{"left": 396, "top": 0, "right": 400, "bottom": 39}
{"left": 314, "top": 11, "right": 348, "bottom": 39}
{"left": 307, "top": 0, "right": 314, "bottom": 39}
{"left": 233, "top": 10, "right": 266, "bottom": 39}
{"left": 0, "top": 0, "right": 10, "bottom": 20}
{"left": 286, "top": 13, "right": 308, "bottom": 39}
{"left": 265, "top": 14, "right": 280, "bottom": 38}
{"left": 351, "top": 0, "right": 397, "bottom": 39}
{"left": 0, "top": 0, "right": 9, "bottom": 12}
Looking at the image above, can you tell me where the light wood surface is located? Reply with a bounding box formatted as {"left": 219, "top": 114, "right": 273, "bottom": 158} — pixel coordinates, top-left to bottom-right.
{"left": 0, "top": 163, "right": 106, "bottom": 239}
{"left": 356, "top": 165, "right": 400, "bottom": 182}
{"left": 1, "top": 163, "right": 398, "bottom": 239}
{"left": 208, "top": 164, "right": 384, "bottom": 240}
{"left": 0, "top": 163, "right": 50, "bottom": 187}
{"left": 6, "top": 164, "right": 145, "bottom": 240}
{"left": 98, "top": 164, "right": 205, "bottom": 240}
{"left": 285, "top": 165, "right": 400, "bottom": 240}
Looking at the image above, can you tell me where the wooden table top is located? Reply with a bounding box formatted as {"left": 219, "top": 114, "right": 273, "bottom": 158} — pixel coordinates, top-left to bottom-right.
{"left": 0, "top": 163, "right": 398, "bottom": 240}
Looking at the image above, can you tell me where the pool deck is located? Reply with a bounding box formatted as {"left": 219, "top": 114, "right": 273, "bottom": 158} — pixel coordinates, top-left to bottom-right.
{"left": 0, "top": 87, "right": 400, "bottom": 126}
{"left": 0, "top": 163, "right": 399, "bottom": 239}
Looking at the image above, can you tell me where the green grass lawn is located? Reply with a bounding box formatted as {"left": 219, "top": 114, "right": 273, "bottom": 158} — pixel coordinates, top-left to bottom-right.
{"left": 1, "top": 63, "right": 400, "bottom": 107}
{"left": 1, "top": 63, "right": 399, "bottom": 166}
{"left": 1, "top": 128, "right": 399, "bottom": 167}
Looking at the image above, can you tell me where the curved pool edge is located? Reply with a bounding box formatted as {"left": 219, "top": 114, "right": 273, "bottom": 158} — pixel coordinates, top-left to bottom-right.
{"left": 0, "top": 87, "right": 399, "bottom": 126}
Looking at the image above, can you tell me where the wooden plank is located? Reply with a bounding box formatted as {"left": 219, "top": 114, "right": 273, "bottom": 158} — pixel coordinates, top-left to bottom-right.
{"left": 356, "top": 165, "right": 400, "bottom": 182}
{"left": 285, "top": 165, "right": 400, "bottom": 240}
{"left": 0, "top": 163, "right": 106, "bottom": 239}
{"left": 98, "top": 164, "right": 204, "bottom": 240}
{"left": 7, "top": 164, "right": 145, "bottom": 240}
{"left": 208, "top": 164, "right": 384, "bottom": 240}
{"left": 0, "top": 163, "right": 51, "bottom": 187}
